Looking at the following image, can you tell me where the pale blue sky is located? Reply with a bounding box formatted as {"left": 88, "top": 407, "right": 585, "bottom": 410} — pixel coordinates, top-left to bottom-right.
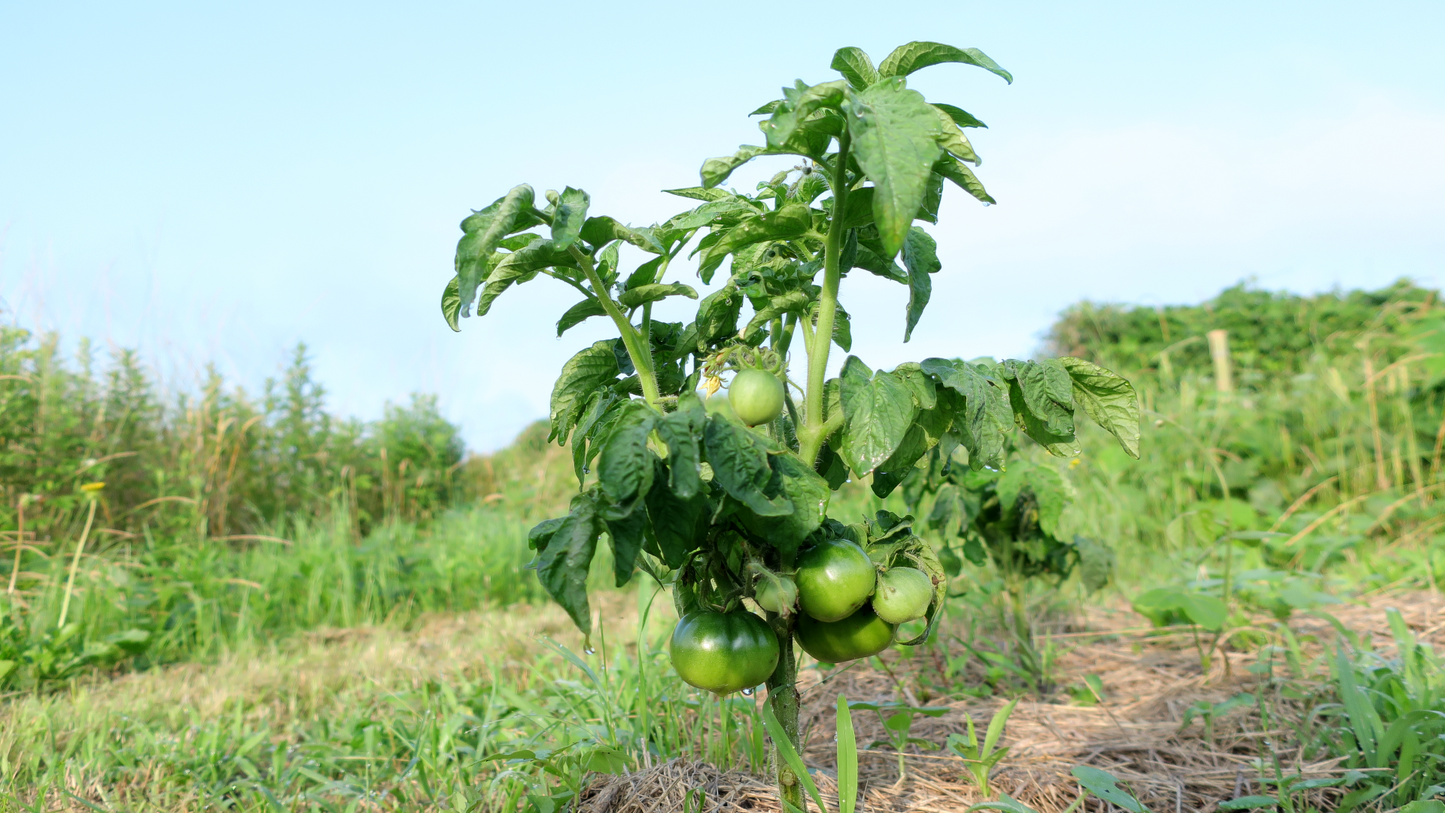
{"left": 3, "top": 1, "right": 1442, "bottom": 450}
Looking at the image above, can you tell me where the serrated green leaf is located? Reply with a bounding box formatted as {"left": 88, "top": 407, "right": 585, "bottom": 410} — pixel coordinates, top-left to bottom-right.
{"left": 764, "top": 80, "right": 848, "bottom": 148}
{"left": 701, "top": 145, "right": 800, "bottom": 189}
{"left": 475, "top": 240, "right": 577, "bottom": 317}
{"left": 844, "top": 80, "right": 943, "bottom": 259}
{"left": 455, "top": 184, "right": 536, "bottom": 319}
{"left": 934, "top": 155, "right": 996, "bottom": 205}
{"left": 664, "top": 186, "right": 732, "bottom": 202}
{"left": 579, "top": 215, "right": 665, "bottom": 254}
{"left": 744, "top": 290, "right": 812, "bottom": 341}
{"left": 1059, "top": 357, "right": 1140, "bottom": 459}
{"left": 658, "top": 394, "right": 706, "bottom": 499}
{"left": 441, "top": 275, "right": 462, "bottom": 332}
{"left": 668, "top": 197, "right": 763, "bottom": 230}
{"left": 851, "top": 241, "right": 907, "bottom": 283}
{"left": 877, "top": 41, "right": 1013, "bottom": 84}
{"left": 703, "top": 417, "right": 792, "bottom": 516}
{"left": 698, "top": 202, "right": 814, "bottom": 279}
{"left": 933, "top": 103, "right": 987, "bottom": 129}
{"left": 550, "top": 187, "right": 590, "bottom": 250}
{"left": 549, "top": 341, "right": 621, "bottom": 444}
{"left": 1001, "top": 359, "right": 1077, "bottom": 455}
{"left": 839, "top": 356, "right": 918, "bottom": 477}
{"left": 598, "top": 402, "right": 657, "bottom": 506}
{"left": 694, "top": 284, "right": 744, "bottom": 350}
{"left": 870, "top": 402, "right": 951, "bottom": 498}
{"left": 536, "top": 491, "right": 602, "bottom": 634}
{"left": 556, "top": 298, "right": 605, "bottom": 336}
{"left": 603, "top": 508, "right": 646, "bottom": 588}
{"left": 751, "top": 99, "right": 783, "bottom": 115}
{"left": 831, "top": 46, "right": 880, "bottom": 89}
{"left": 569, "top": 391, "right": 615, "bottom": 483}
{"left": 644, "top": 475, "right": 704, "bottom": 568}
{"left": 741, "top": 452, "right": 828, "bottom": 559}
{"left": 931, "top": 105, "right": 980, "bottom": 165}
{"left": 902, "top": 228, "right": 940, "bottom": 342}
{"left": 617, "top": 283, "right": 698, "bottom": 310}
{"left": 917, "top": 169, "right": 943, "bottom": 224}
{"left": 921, "top": 359, "right": 1012, "bottom": 470}
{"left": 1075, "top": 536, "right": 1115, "bottom": 593}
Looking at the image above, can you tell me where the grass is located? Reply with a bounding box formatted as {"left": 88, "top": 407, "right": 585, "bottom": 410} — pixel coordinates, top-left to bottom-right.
{"left": 5, "top": 280, "right": 1445, "bottom": 810}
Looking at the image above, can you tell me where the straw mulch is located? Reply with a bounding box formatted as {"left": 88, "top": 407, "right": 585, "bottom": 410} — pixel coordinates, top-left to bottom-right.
{"left": 577, "top": 591, "right": 1443, "bottom": 813}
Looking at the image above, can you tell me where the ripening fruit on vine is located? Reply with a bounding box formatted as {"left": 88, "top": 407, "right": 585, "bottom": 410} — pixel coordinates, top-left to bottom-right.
{"left": 871, "top": 567, "right": 933, "bottom": 624}
{"left": 795, "top": 538, "right": 876, "bottom": 622}
{"left": 795, "top": 604, "right": 896, "bottom": 663}
{"left": 728, "top": 369, "right": 785, "bottom": 426}
{"left": 670, "top": 610, "right": 780, "bottom": 695}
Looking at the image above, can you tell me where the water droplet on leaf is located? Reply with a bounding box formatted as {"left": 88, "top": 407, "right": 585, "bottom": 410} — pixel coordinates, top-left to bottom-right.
{"left": 742, "top": 687, "right": 755, "bottom": 696}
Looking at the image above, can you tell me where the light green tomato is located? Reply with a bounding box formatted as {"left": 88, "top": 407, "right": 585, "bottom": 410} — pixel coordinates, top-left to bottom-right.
{"left": 728, "top": 369, "right": 785, "bottom": 426}
{"left": 754, "top": 576, "right": 797, "bottom": 614}
{"left": 871, "top": 567, "right": 933, "bottom": 624}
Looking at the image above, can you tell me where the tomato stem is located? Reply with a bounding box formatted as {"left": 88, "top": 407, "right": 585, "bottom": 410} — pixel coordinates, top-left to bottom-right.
{"left": 798, "top": 129, "right": 851, "bottom": 468}
{"left": 570, "top": 245, "right": 663, "bottom": 407}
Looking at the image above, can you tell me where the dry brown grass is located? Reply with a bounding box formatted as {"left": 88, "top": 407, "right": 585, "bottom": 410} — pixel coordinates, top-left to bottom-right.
{"left": 578, "top": 592, "right": 1445, "bottom": 813}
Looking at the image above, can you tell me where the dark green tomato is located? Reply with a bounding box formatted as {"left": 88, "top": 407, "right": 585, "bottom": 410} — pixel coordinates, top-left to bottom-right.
{"left": 795, "top": 538, "right": 876, "bottom": 622}
{"left": 670, "top": 610, "right": 779, "bottom": 694}
{"left": 728, "top": 369, "right": 785, "bottom": 426}
{"left": 795, "top": 605, "right": 896, "bottom": 664}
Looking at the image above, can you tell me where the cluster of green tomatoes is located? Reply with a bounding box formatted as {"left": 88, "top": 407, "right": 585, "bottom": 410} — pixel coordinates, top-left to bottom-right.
{"left": 667, "top": 370, "right": 936, "bottom": 696}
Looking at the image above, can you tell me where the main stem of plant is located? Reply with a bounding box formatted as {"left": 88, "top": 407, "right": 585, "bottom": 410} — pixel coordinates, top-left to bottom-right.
{"left": 765, "top": 133, "right": 854, "bottom": 811}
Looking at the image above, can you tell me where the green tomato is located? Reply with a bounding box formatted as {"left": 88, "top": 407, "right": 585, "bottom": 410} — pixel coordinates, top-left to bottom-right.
{"left": 670, "top": 610, "right": 779, "bottom": 694}
{"left": 795, "top": 605, "right": 896, "bottom": 663}
{"left": 871, "top": 567, "right": 933, "bottom": 624}
{"left": 728, "top": 369, "right": 785, "bottom": 426}
{"left": 795, "top": 538, "right": 876, "bottom": 622}
{"left": 754, "top": 576, "right": 797, "bottom": 614}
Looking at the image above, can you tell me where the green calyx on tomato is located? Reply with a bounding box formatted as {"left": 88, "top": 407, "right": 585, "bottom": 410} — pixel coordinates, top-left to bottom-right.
{"left": 670, "top": 610, "right": 780, "bottom": 695}
{"left": 728, "top": 369, "right": 785, "bottom": 427}
{"left": 753, "top": 575, "right": 797, "bottom": 615}
{"left": 795, "top": 538, "right": 876, "bottom": 622}
{"left": 795, "top": 604, "right": 896, "bottom": 663}
{"left": 871, "top": 566, "right": 933, "bottom": 624}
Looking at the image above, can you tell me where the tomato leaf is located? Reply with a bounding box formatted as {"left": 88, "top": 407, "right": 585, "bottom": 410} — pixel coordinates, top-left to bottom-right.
{"left": 441, "top": 275, "right": 462, "bottom": 333}
{"left": 602, "top": 508, "right": 647, "bottom": 588}
{"left": 831, "top": 46, "right": 880, "bottom": 90}
{"left": 877, "top": 41, "right": 1013, "bottom": 84}
{"left": 870, "top": 402, "right": 952, "bottom": 499}
{"left": 844, "top": 80, "right": 943, "bottom": 259}
{"left": 933, "top": 102, "right": 987, "bottom": 129}
{"left": 1000, "top": 359, "right": 1078, "bottom": 456}
{"left": 535, "top": 491, "right": 602, "bottom": 634}
{"left": 838, "top": 356, "right": 918, "bottom": 477}
{"left": 617, "top": 283, "right": 698, "bottom": 310}
{"left": 701, "top": 145, "right": 794, "bottom": 189}
{"left": 644, "top": 475, "right": 704, "bottom": 568}
{"left": 933, "top": 155, "right": 996, "bottom": 205}
{"left": 920, "top": 358, "right": 1012, "bottom": 470}
{"left": 663, "top": 186, "right": 732, "bottom": 202}
{"left": 703, "top": 417, "right": 792, "bottom": 516}
{"left": 579, "top": 215, "right": 665, "bottom": 254}
{"left": 598, "top": 401, "right": 658, "bottom": 508}
{"left": 1059, "top": 356, "right": 1141, "bottom": 459}
{"left": 454, "top": 184, "right": 536, "bottom": 320}
{"left": 901, "top": 227, "right": 940, "bottom": 342}
{"left": 697, "top": 202, "right": 814, "bottom": 280}
{"left": 549, "top": 341, "right": 621, "bottom": 445}
{"left": 658, "top": 394, "right": 706, "bottom": 499}
{"left": 763, "top": 80, "right": 848, "bottom": 149}
{"left": 693, "top": 284, "right": 744, "bottom": 351}
{"left": 741, "top": 452, "right": 829, "bottom": 559}
{"left": 931, "top": 105, "right": 980, "bottom": 165}
{"left": 475, "top": 240, "right": 578, "bottom": 317}
{"left": 744, "top": 291, "right": 812, "bottom": 342}
{"left": 556, "top": 298, "right": 606, "bottom": 336}
{"left": 550, "top": 187, "right": 590, "bottom": 250}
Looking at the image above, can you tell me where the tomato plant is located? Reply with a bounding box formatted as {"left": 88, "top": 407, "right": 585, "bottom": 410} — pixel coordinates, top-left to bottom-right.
{"left": 440, "top": 41, "right": 1139, "bottom": 808}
